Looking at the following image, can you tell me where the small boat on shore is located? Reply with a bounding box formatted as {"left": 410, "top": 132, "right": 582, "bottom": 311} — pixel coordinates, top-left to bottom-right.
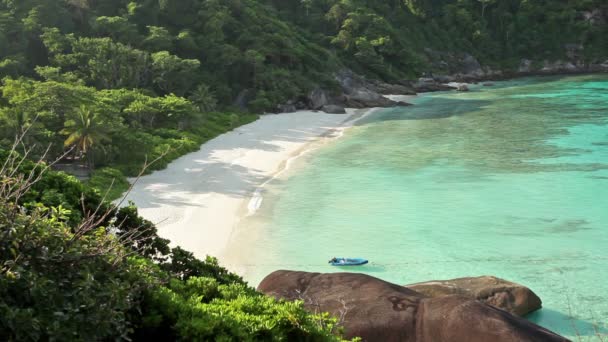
{"left": 328, "top": 257, "right": 368, "bottom": 266}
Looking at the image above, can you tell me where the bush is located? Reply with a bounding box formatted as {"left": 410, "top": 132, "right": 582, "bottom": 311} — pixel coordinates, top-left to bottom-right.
{"left": 87, "top": 167, "right": 130, "bottom": 201}
{"left": 0, "top": 156, "right": 348, "bottom": 341}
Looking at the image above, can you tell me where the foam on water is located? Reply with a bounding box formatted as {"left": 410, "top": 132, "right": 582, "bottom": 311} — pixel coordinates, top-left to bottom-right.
{"left": 227, "top": 75, "right": 608, "bottom": 340}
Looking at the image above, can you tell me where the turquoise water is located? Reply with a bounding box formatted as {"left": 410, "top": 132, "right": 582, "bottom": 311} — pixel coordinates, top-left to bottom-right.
{"left": 227, "top": 75, "right": 608, "bottom": 340}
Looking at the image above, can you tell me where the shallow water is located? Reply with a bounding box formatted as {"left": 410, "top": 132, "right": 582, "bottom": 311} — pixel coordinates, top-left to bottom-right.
{"left": 227, "top": 75, "right": 608, "bottom": 340}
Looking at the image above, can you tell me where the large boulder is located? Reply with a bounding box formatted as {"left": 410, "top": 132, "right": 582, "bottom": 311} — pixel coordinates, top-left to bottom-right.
{"left": 308, "top": 88, "right": 330, "bottom": 110}
{"left": 456, "top": 84, "right": 470, "bottom": 92}
{"left": 413, "top": 78, "right": 456, "bottom": 93}
{"left": 233, "top": 89, "right": 252, "bottom": 110}
{"left": 343, "top": 90, "right": 397, "bottom": 108}
{"left": 461, "top": 53, "right": 483, "bottom": 76}
{"left": 405, "top": 276, "right": 542, "bottom": 316}
{"left": 335, "top": 70, "right": 406, "bottom": 108}
{"left": 519, "top": 59, "right": 533, "bottom": 73}
{"left": 275, "top": 100, "right": 297, "bottom": 113}
{"left": 321, "top": 105, "right": 347, "bottom": 114}
{"left": 258, "top": 271, "right": 568, "bottom": 342}
{"left": 369, "top": 80, "right": 416, "bottom": 95}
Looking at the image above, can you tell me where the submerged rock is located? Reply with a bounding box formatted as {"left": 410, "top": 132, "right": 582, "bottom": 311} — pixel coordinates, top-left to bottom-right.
{"left": 258, "top": 271, "right": 567, "bottom": 342}
{"left": 405, "top": 276, "right": 542, "bottom": 316}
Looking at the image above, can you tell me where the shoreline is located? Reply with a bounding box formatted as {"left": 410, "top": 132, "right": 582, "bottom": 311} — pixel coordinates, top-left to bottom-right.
{"left": 122, "top": 107, "right": 380, "bottom": 261}
{"left": 244, "top": 107, "right": 380, "bottom": 217}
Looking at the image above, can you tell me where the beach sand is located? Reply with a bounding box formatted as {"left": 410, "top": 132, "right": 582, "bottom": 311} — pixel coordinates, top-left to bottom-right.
{"left": 122, "top": 109, "right": 376, "bottom": 261}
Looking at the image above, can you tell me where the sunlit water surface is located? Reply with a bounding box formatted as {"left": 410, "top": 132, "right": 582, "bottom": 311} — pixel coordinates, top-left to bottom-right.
{"left": 226, "top": 75, "right": 608, "bottom": 340}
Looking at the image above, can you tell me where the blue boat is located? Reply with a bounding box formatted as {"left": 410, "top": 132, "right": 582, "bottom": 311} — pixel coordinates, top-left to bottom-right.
{"left": 328, "top": 257, "right": 368, "bottom": 266}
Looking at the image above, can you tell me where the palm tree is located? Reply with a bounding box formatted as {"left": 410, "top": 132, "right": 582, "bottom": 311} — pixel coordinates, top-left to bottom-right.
{"left": 188, "top": 84, "right": 218, "bottom": 113}
{"left": 61, "top": 105, "right": 109, "bottom": 170}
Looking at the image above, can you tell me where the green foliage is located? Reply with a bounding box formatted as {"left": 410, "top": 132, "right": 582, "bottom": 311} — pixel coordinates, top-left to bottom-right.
{"left": 138, "top": 277, "right": 340, "bottom": 341}
{"left": 0, "top": 201, "right": 148, "bottom": 341}
{"left": 2, "top": 0, "right": 602, "bottom": 189}
{"left": 87, "top": 167, "right": 130, "bottom": 200}
{"left": 0, "top": 163, "right": 344, "bottom": 340}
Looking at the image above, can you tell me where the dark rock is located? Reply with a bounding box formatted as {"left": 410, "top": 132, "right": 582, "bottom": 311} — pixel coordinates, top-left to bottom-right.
{"left": 343, "top": 91, "right": 397, "bottom": 108}
{"left": 413, "top": 79, "right": 456, "bottom": 93}
{"left": 308, "top": 88, "right": 329, "bottom": 110}
{"left": 321, "top": 105, "right": 347, "bottom": 114}
{"left": 294, "top": 100, "right": 308, "bottom": 110}
{"left": 406, "top": 276, "right": 542, "bottom": 316}
{"left": 564, "top": 43, "right": 584, "bottom": 60}
{"left": 233, "top": 89, "right": 252, "bottom": 109}
{"left": 580, "top": 9, "right": 606, "bottom": 25}
{"left": 335, "top": 70, "right": 405, "bottom": 108}
{"left": 461, "top": 53, "right": 483, "bottom": 76}
{"left": 275, "top": 100, "right": 297, "bottom": 113}
{"left": 276, "top": 104, "right": 297, "bottom": 113}
{"left": 541, "top": 60, "right": 580, "bottom": 73}
{"left": 433, "top": 75, "right": 456, "bottom": 83}
{"left": 369, "top": 80, "right": 416, "bottom": 95}
{"left": 258, "top": 271, "right": 567, "bottom": 342}
{"left": 456, "top": 84, "right": 470, "bottom": 92}
{"left": 483, "top": 82, "right": 495, "bottom": 87}
{"left": 519, "top": 59, "right": 533, "bottom": 73}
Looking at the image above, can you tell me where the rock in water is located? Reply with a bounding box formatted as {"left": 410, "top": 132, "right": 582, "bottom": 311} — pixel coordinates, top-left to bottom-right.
{"left": 405, "top": 276, "right": 542, "bottom": 316}
{"left": 258, "top": 271, "right": 568, "bottom": 342}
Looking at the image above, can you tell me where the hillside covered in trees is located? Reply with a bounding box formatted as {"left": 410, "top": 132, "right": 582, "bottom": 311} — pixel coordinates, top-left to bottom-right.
{"left": 1, "top": 0, "right": 607, "bottom": 340}
{"left": 1, "top": 0, "right": 607, "bottom": 183}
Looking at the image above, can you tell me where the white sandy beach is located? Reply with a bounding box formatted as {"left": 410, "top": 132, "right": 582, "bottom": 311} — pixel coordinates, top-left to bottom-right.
{"left": 122, "top": 109, "right": 375, "bottom": 260}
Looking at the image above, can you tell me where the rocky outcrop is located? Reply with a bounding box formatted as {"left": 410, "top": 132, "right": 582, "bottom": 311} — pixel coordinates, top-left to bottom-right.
{"left": 321, "top": 104, "right": 346, "bottom": 114}
{"left": 412, "top": 78, "right": 456, "bottom": 92}
{"left": 233, "top": 89, "right": 252, "bottom": 110}
{"left": 369, "top": 79, "right": 416, "bottom": 95}
{"left": 276, "top": 101, "right": 297, "bottom": 113}
{"left": 308, "top": 88, "right": 330, "bottom": 110}
{"left": 541, "top": 60, "right": 579, "bottom": 73}
{"left": 258, "top": 271, "right": 568, "bottom": 342}
{"left": 461, "top": 53, "right": 483, "bottom": 76}
{"left": 335, "top": 70, "right": 412, "bottom": 108}
{"left": 580, "top": 8, "right": 606, "bottom": 25}
{"left": 456, "top": 84, "right": 470, "bottom": 92}
{"left": 405, "top": 276, "right": 542, "bottom": 316}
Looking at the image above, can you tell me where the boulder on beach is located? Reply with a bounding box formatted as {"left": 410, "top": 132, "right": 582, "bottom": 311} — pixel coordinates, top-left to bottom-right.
{"left": 321, "top": 104, "right": 347, "bottom": 114}
{"left": 335, "top": 69, "right": 410, "bottom": 108}
{"left": 308, "top": 88, "right": 329, "bottom": 110}
{"left": 258, "top": 271, "right": 568, "bottom": 342}
{"left": 405, "top": 276, "right": 542, "bottom": 316}
{"left": 456, "top": 84, "right": 470, "bottom": 92}
{"left": 412, "top": 79, "right": 456, "bottom": 93}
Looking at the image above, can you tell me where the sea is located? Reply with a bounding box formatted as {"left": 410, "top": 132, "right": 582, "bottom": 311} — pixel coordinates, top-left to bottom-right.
{"left": 226, "top": 75, "right": 608, "bottom": 340}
